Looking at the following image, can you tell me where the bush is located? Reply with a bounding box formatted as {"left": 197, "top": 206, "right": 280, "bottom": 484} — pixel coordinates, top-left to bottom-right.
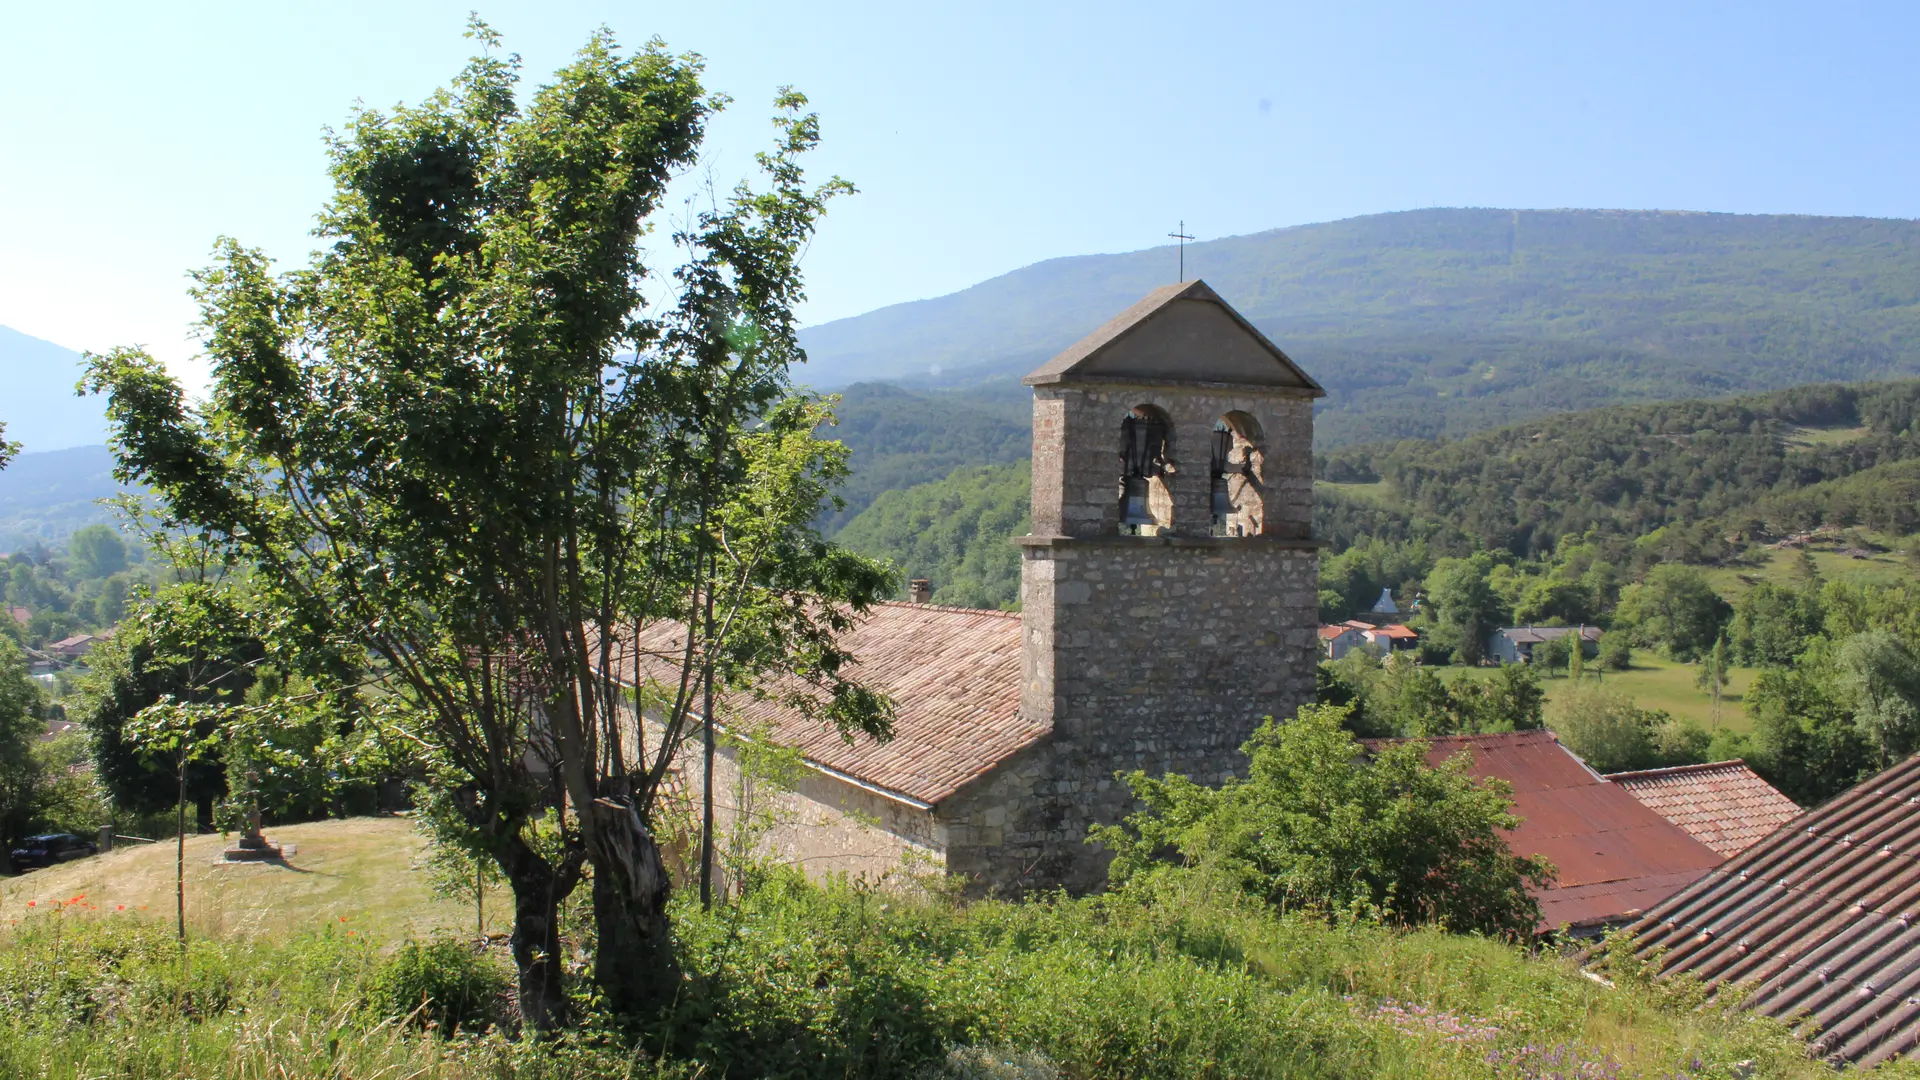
{"left": 366, "top": 936, "right": 509, "bottom": 1034}
{"left": 1597, "top": 631, "right": 1632, "bottom": 671}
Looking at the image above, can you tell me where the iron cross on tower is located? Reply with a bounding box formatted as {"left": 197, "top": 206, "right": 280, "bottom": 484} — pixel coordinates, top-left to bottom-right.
{"left": 1168, "top": 221, "right": 1194, "bottom": 282}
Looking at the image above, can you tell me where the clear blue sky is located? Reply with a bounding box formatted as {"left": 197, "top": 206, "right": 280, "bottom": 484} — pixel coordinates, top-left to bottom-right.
{"left": 4, "top": 1, "right": 1918, "bottom": 382}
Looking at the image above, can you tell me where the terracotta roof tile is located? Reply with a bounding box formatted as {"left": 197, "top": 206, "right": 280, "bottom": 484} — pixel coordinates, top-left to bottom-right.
{"left": 1607, "top": 760, "right": 1803, "bottom": 858}
{"left": 603, "top": 602, "right": 1036, "bottom": 806}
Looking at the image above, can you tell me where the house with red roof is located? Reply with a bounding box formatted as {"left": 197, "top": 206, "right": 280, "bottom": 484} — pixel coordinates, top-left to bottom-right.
{"left": 1383, "top": 731, "right": 1724, "bottom": 932}
{"left": 1606, "top": 760, "right": 1800, "bottom": 858}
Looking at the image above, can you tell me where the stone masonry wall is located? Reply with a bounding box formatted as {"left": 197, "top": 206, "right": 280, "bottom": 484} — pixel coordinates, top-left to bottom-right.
{"left": 627, "top": 708, "right": 943, "bottom": 890}
{"left": 974, "top": 378, "right": 1321, "bottom": 895}
{"left": 984, "top": 538, "right": 1320, "bottom": 893}
{"left": 1028, "top": 383, "right": 1314, "bottom": 541}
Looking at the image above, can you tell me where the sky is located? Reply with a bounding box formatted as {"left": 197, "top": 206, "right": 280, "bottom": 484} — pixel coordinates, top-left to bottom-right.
{"left": 4, "top": 0, "right": 1919, "bottom": 385}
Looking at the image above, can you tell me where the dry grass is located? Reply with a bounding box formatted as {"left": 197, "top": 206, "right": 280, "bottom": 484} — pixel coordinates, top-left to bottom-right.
{"left": 0, "top": 817, "right": 507, "bottom": 943}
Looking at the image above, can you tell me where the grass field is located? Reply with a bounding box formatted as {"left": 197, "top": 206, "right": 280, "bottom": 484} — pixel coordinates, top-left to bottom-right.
{"left": 1704, "top": 543, "right": 1915, "bottom": 602}
{"left": 1444, "top": 654, "right": 1757, "bottom": 732}
{"left": 0, "top": 817, "right": 506, "bottom": 942}
{"left": 1316, "top": 479, "right": 1395, "bottom": 504}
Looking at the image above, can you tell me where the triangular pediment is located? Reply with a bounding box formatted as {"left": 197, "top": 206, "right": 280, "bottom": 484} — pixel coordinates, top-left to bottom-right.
{"left": 1023, "top": 280, "right": 1323, "bottom": 393}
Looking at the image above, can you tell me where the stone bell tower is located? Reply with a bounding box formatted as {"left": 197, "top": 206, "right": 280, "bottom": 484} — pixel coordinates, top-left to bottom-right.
{"left": 939, "top": 280, "right": 1325, "bottom": 895}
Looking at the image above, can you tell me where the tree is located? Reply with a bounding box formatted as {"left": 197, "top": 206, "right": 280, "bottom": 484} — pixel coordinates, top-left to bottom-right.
{"left": 1613, "top": 564, "right": 1731, "bottom": 661}
{"left": 1728, "top": 582, "right": 1821, "bottom": 667}
{"left": 1597, "top": 631, "right": 1632, "bottom": 671}
{"left": 124, "top": 697, "right": 225, "bottom": 941}
{"left": 67, "top": 525, "right": 128, "bottom": 580}
{"left": 1094, "top": 703, "right": 1553, "bottom": 938}
{"left": 81, "top": 24, "right": 887, "bottom": 1027}
{"left": 1424, "top": 553, "right": 1504, "bottom": 664}
{"left": 1834, "top": 631, "right": 1920, "bottom": 768}
{"left": 1745, "top": 647, "right": 1873, "bottom": 806}
{"left": 71, "top": 585, "right": 262, "bottom": 831}
{"left": 1452, "top": 663, "right": 1546, "bottom": 733}
{"left": 1549, "top": 681, "right": 1658, "bottom": 773}
{"left": 0, "top": 636, "right": 47, "bottom": 873}
{"left": 1695, "top": 636, "right": 1730, "bottom": 728}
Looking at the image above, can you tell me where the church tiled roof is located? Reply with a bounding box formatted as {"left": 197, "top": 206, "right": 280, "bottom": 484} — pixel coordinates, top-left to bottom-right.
{"left": 605, "top": 602, "right": 1036, "bottom": 807}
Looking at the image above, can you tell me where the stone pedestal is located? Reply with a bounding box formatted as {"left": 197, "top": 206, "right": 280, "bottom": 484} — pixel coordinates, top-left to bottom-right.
{"left": 223, "top": 829, "right": 282, "bottom": 862}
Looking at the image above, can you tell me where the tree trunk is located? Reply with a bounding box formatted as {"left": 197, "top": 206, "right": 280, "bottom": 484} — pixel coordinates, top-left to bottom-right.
{"left": 500, "top": 836, "right": 570, "bottom": 1033}
{"left": 587, "top": 796, "right": 677, "bottom": 1019}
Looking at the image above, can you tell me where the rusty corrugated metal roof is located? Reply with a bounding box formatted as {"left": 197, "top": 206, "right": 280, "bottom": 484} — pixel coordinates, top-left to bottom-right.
{"left": 604, "top": 602, "right": 1036, "bottom": 806}
{"left": 1381, "top": 731, "right": 1724, "bottom": 929}
{"left": 1620, "top": 752, "right": 1920, "bottom": 1067}
{"left": 1608, "top": 760, "right": 1803, "bottom": 858}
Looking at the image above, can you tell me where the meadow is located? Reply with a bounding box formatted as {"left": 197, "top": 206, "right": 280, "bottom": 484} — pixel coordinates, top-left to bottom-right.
{"left": 0, "top": 817, "right": 1894, "bottom": 1079}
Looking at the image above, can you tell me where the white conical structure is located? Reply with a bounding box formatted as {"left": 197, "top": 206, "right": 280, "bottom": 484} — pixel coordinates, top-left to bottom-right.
{"left": 1371, "top": 587, "right": 1398, "bottom": 614}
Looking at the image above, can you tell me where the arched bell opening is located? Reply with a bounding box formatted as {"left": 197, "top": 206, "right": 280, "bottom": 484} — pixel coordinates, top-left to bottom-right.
{"left": 1210, "top": 412, "right": 1266, "bottom": 537}
{"left": 1118, "top": 404, "right": 1174, "bottom": 535}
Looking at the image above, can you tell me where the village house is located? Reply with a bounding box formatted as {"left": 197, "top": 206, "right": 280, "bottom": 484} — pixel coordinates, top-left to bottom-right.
{"left": 606, "top": 280, "right": 1325, "bottom": 894}
{"left": 1487, "top": 625, "right": 1602, "bottom": 665}
{"left": 1319, "top": 619, "right": 1419, "bottom": 660}
{"left": 1378, "top": 730, "right": 1726, "bottom": 932}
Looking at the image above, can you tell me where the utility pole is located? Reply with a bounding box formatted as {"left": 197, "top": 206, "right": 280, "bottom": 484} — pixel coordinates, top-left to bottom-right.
{"left": 1168, "top": 221, "right": 1194, "bottom": 282}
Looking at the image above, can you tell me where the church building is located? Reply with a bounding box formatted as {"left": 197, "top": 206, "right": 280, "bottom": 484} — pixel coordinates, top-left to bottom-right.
{"left": 614, "top": 280, "right": 1326, "bottom": 894}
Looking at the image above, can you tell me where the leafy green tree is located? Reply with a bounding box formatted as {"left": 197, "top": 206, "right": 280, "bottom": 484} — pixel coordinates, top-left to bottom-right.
{"left": 1095, "top": 703, "right": 1552, "bottom": 937}
{"left": 0, "top": 635, "right": 47, "bottom": 872}
{"left": 1424, "top": 553, "right": 1505, "bottom": 664}
{"left": 1597, "top": 630, "right": 1632, "bottom": 671}
{"left": 1834, "top": 631, "right": 1920, "bottom": 767}
{"left": 1728, "top": 582, "right": 1822, "bottom": 667}
{"left": 125, "top": 696, "right": 228, "bottom": 941}
{"left": 1613, "top": 564, "right": 1731, "bottom": 661}
{"left": 1550, "top": 682, "right": 1660, "bottom": 773}
{"left": 72, "top": 585, "right": 261, "bottom": 831}
{"left": 67, "top": 525, "right": 128, "bottom": 580}
{"left": 1745, "top": 647, "right": 1873, "bottom": 806}
{"left": 1452, "top": 663, "right": 1547, "bottom": 733}
{"left": 81, "top": 25, "right": 888, "bottom": 1026}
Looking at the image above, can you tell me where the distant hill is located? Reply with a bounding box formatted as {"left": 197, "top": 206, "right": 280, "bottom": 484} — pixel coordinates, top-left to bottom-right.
{"left": 0, "top": 326, "right": 107, "bottom": 453}
{"left": 819, "top": 381, "right": 1031, "bottom": 532}
{"left": 796, "top": 209, "right": 1920, "bottom": 447}
{"left": 0, "top": 444, "right": 124, "bottom": 551}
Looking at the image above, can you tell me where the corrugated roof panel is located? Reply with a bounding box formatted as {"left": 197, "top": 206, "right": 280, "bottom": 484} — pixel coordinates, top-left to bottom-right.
{"left": 1615, "top": 751, "right": 1920, "bottom": 1064}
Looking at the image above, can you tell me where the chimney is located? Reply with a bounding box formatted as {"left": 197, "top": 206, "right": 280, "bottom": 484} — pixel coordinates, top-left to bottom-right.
{"left": 908, "top": 579, "right": 933, "bottom": 604}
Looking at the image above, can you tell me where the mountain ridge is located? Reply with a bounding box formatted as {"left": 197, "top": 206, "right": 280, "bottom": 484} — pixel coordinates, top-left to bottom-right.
{"left": 796, "top": 207, "right": 1920, "bottom": 446}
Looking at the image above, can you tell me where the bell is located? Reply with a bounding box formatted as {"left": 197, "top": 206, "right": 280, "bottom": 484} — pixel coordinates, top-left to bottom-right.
{"left": 1211, "top": 480, "right": 1233, "bottom": 520}
{"left": 1121, "top": 478, "right": 1154, "bottom": 527}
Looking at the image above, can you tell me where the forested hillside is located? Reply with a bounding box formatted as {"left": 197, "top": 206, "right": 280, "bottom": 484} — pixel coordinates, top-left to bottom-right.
{"left": 0, "top": 444, "right": 124, "bottom": 550}
{"left": 1319, "top": 378, "right": 1920, "bottom": 558}
{"left": 818, "top": 382, "right": 1030, "bottom": 532}
{"left": 829, "top": 379, "right": 1920, "bottom": 610}
{"left": 798, "top": 209, "right": 1920, "bottom": 446}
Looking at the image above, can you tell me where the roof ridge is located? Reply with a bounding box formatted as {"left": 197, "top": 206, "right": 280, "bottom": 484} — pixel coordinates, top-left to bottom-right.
{"left": 1606, "top": 759, "right": 1748, "bottom": 781}
{"left": 870, "top": 599, "right": 1023, "bottom": 620}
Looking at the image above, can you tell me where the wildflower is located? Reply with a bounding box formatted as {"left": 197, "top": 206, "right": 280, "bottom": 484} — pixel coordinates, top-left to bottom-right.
{"left": 26, "top": 900, "right": 34, "bottom": 908}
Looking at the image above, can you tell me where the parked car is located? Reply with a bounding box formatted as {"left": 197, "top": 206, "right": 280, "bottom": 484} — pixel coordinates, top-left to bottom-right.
{"left": 9, "top": 833, "right": 97, "bottom": 870}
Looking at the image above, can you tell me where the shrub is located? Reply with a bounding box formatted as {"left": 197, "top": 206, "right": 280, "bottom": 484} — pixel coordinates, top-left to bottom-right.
{"left": 366, "top": 936, "right": 508, "bottom": 1034}
{"left": 1092, "top": 703, "right": 1552, "bottom": 937}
